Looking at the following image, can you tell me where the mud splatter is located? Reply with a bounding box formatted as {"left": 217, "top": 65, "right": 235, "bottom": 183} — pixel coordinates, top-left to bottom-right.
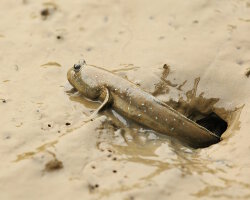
{"left": 152, "top": 64, "right": 171, "bottom": 96}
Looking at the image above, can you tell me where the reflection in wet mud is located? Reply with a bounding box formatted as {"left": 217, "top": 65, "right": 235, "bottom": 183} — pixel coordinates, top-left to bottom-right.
{"left": 95, "top": 116, "right": 244, "bottom": 198}
{"left": 94, "top": 116, "right": 236, "bottom": 197}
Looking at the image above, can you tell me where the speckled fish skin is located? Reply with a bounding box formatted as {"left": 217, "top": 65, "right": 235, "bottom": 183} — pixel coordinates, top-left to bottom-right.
{"left": 67, "top": 61, "right": 220, "bottom": 148}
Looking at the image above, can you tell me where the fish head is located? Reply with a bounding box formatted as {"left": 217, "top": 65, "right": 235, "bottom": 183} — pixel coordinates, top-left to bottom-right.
{"left": 67, "top": 59, "right": 101, "bottom": 99}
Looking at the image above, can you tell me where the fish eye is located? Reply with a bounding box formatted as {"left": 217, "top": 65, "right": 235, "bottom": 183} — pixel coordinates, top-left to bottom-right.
{"left": 73, "top": 64, "right": 81, "bottom": 72}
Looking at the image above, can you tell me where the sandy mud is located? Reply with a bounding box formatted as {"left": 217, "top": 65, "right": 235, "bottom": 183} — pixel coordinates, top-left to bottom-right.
{"left": 0, "top": 0, "right": 250, "bottom": 199}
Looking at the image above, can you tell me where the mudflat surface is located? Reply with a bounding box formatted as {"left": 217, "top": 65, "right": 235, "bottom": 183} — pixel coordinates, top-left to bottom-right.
{"left": 0, "top": 0, "right": 250, "bottom": 199}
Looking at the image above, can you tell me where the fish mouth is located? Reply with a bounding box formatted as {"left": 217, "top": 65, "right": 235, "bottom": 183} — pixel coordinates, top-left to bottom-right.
{"left": 67, "top": 68, "right": 76, "bottom": 88}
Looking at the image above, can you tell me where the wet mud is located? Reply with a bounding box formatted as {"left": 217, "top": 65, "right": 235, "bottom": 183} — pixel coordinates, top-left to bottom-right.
{"left": 0, "top": 0, "right": 250, "bottom": 200}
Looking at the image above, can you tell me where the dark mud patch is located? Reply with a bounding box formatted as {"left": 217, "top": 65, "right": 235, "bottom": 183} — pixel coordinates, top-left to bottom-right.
{"left": 40, "top": 8, "right": 50, "bottom": 19}
{"left": 40, "top": 2, "right": 58, "bottom": 20}
{"left": 88, "top": 183, "right": 99, "bottom": 193}
{"left": 56, "top": 35, "right": 62, "bottom": 40}
{"left": 245, "top": 68, "right": 250, "bottom": 78}
{"left": 1, "top": 98, "right": 7, "bottom": 103}
{"left": 44, "top": 158, "right": 63, "bottom": 172}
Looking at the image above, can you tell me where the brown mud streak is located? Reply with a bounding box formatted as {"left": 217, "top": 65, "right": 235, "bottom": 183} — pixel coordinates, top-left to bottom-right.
{"left": 14, "top": 140, "right": 58, "bottom": 162}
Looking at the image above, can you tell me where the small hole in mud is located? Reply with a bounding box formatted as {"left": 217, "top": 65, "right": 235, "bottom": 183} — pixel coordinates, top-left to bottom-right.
{"left": 40, "top": 8, "right": 49, "bottom": 17}
{"left": 196, "top": 112, "right": 228, "bottom": 137}
{"left": 88, "top": 183, "right": 99, "bottom": 192}
{"left": 5, "top": 135, "right": 11, "bottom": 140}
{"left": 56, "top": 35, "right": 62, "bottom": 40}
{"left": 86, "top": 47, "right": 92, "bottom": 52}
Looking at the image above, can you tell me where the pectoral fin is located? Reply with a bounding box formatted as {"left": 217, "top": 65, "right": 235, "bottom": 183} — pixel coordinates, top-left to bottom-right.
{"left": 83, "top": 87, "right": 111, "bottom": 122}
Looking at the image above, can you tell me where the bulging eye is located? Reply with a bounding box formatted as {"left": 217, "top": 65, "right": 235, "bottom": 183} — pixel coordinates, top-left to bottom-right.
{"left": 73, "top": 64, "right": 81, "bottom": 71}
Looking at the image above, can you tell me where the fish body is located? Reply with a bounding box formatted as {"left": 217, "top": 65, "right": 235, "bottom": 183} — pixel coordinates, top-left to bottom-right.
{"left": 67, "top": 60, "right": 220, "bottom": 148}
